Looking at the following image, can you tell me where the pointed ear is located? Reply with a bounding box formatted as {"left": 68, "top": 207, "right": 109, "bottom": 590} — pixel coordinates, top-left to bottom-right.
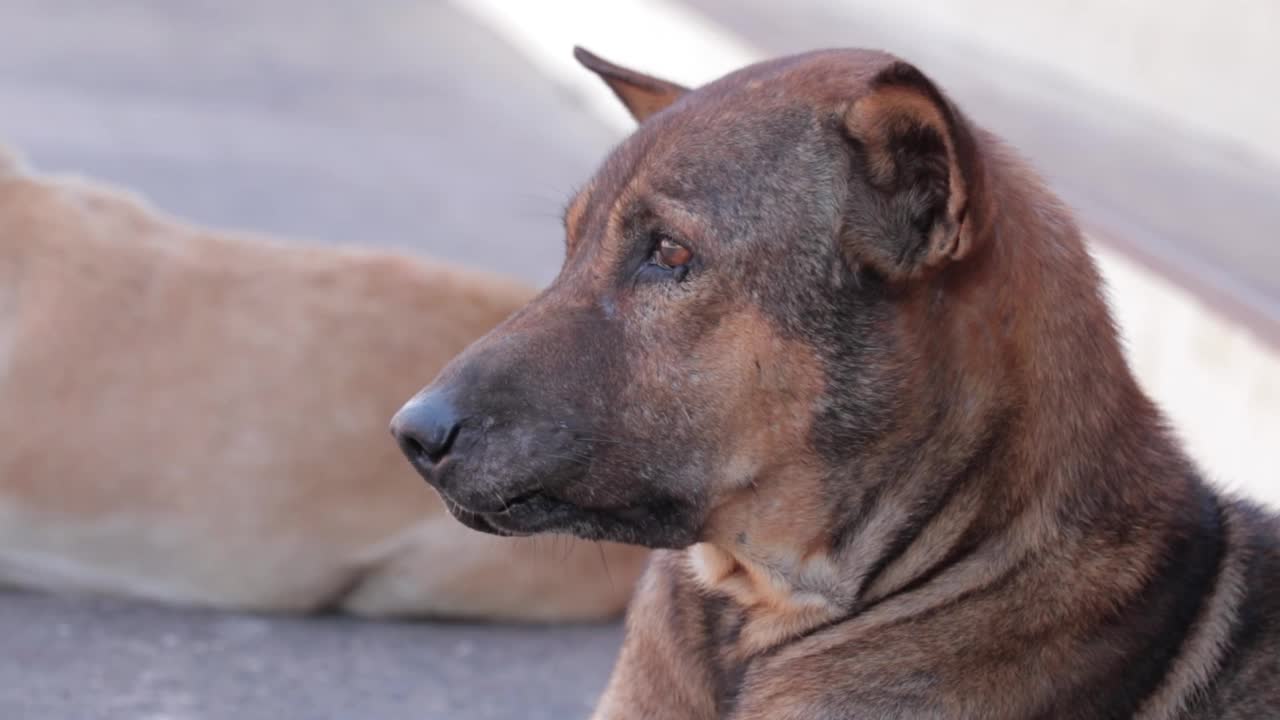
{"left": 574, "top": 46, "right": 689, "bottom": 123}
{"left": 840, "top": 61, "right": 985, "bottom": 281}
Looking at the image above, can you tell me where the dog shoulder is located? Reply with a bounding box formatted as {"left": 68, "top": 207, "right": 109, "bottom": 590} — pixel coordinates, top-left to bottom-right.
{"left": 340, "top": 250, "right": 537, "bottom": 325}
{"left": 0, "top": 144, "right": 26, "bottom": 176}
{"left": 1198, "top": 499, "right": 1280, "bottom": 717}
{"left": 0, "top": 166, "right": 166, "bottom": 258}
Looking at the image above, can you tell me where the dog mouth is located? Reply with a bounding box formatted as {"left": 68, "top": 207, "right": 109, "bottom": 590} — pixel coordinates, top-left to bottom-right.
{"left": 440, "top": 489, "right": 588, "bottom": 537}
{"left": 440, "top": 483, "right": 701, "bottom": 549}
{"left": 417, "top": 444, "right": 702, "bottom": 547}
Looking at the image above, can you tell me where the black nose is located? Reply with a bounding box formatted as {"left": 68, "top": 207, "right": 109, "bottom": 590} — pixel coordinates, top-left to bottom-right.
{"left": 390, "top": 393, "right": 462, "bottom": 470}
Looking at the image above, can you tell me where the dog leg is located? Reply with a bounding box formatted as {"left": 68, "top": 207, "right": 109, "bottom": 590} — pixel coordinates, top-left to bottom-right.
{"left": 590, "top": 554, "right": 718, "bottom": 720}
{"left": 337, "top": 518, "right": 647, "bottom": 622}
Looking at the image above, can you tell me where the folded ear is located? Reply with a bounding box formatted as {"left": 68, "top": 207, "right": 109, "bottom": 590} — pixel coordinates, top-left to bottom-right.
{"left": 574, "top": 46, "right": 689, "bottom": 123}
{"left": 841, "top": 61, "right": 985, "bottom": 281}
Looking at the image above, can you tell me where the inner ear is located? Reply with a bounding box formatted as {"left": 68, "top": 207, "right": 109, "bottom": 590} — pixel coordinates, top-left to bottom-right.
{"left": 841, "top": 61, "right": 982, "bottom": 281}
{"left": 574, "top": 46, "right": 689, "bottom": 123}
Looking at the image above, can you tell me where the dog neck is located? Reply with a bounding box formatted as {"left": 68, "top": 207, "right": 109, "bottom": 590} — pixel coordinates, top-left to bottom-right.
{"left": 687, "top": 139, "right": 1204, "bottom": 656}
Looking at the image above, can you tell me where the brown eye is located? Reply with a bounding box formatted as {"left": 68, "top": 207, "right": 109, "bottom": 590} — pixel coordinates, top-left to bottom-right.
{"left": 654, "top": 236, "right": 692, "bottom": 268}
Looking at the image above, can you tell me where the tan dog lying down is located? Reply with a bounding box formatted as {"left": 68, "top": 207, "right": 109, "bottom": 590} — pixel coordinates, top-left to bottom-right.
{"left": 0, "top": 147, "right": 646, "bottom": 620}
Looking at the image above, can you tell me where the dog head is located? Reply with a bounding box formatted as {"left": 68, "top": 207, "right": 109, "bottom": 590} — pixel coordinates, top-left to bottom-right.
{"left": 393, "top": 48, "right": 1006, "bottom": 554}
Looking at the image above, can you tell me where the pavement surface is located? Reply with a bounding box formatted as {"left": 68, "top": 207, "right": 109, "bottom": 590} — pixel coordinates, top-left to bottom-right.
{"left": 0, "top": 592, "right": 621, "bottom": 720}
{"left": 0, "top": 2, "right": 626, "bottom": 719}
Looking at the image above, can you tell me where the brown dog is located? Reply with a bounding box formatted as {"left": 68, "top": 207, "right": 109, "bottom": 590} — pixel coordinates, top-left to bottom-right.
{"left": 392, "top": 47, "right": 1280, "bottom": 717}
{"left": 0, "top": 147, "right": 646, "bottom": 621}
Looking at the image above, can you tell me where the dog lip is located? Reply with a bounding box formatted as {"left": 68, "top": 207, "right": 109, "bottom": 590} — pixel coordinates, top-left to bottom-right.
{"left": 443, "top": 489, "right": 696, "bottom": 548}
{"left": 440, "top": 487, "right": 546, "bottom": 516}
{"left": 441, "top": 499, "right": 526, "bottom": 537}
{"left": 473, "top": 491, "right": 586, "bottom": 535}
{"left": 499, "top": 489, "right": 544, "bottom": 511}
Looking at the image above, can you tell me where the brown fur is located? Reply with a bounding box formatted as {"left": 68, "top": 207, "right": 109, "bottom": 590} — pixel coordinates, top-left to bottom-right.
{"left": 394, "top": 49, "right": 1280, "bottom": 717}
{"left": 0, "top": 148, "right": 647, "bottom": 620}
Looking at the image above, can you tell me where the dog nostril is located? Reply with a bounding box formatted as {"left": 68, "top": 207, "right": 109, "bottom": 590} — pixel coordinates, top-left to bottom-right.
{"left": 391, "top": 394, "right": 463, "bottom": 468}
{"left": 399, "top": 434, "right": 428, "bottom": 462}
{"left": 422, "top": 423, "right": 460, "bottom": 463}
{"left": 398, "top": 426, "right": 456, "bottom": 465}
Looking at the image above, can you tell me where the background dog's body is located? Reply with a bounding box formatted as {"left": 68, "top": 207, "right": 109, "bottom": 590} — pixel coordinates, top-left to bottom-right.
{"left": 0, "top": 149, "right": 646, "bottom": 620}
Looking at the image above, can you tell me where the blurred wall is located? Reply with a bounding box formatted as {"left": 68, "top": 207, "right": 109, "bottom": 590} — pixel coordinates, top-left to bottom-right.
{"left": 805, "top": 0, "right": 1280, "bottom": 168}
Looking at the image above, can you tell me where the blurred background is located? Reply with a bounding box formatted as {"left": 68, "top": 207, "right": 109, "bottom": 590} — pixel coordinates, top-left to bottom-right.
{"left": 1, "top": 1, "right": 1276, "bottom": 718}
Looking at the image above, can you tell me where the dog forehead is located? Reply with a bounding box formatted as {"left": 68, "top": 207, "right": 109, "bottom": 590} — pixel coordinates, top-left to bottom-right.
{"left": 704, "top": 48, "right": 899, "bottom": 103}
{"left": 568, "top": 50, "right": 896, "bottom": 246}
{"left": 624, "top": 49, "right": 897, "bottom": 169}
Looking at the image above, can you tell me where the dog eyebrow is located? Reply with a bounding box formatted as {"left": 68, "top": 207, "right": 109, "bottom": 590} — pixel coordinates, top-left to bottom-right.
{"left": 643, "top": 193, "right": 706, "bottom": 244}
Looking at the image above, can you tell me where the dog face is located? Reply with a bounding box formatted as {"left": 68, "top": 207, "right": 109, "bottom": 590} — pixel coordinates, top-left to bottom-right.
{"left": 393, "top": 49, "right": 991, "bottom": 551}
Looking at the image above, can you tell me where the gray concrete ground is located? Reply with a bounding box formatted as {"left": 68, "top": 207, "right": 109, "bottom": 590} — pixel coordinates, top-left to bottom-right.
{"left": 0, "top": 1, "right": 626, "bottom": 718}
{"left": 0, "top": 592, "right": 621, "bottom": 720}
